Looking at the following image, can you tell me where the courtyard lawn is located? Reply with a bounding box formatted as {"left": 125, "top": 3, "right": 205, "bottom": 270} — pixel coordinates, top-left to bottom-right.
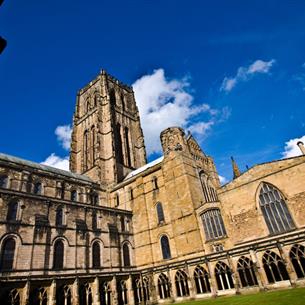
{"left": 178, "top": 287, "right": 305, "bottom": 305}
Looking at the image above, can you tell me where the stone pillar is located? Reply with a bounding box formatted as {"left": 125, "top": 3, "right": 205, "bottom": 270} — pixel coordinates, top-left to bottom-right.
{"left": 186, "top": 265, "right": 196, "bottom": 299}
{"left": 72, "top": 278, "right": 79, "bottom": 305}
{"left": 126, "top": 275, "right": 135, "bottom": 305}
{"left": 227, "top": 256, "right": 240, "bottom": 293}
{"left": 250, "top": 249, "right": 265, "bottom": 290}
{"left": 111, "top": 276, "right": 118, "bottom": 305}
{"left": 168, "top": 269, "right": 177, "bottom": 301}
{"left": 206, "top": 261, "right": 217, "bottom": 297}
{"left": 48, "top": 280, "right": 56, "bottom": 305}
{"left": 21, "top": 280, "right": 30, "bottom": 305}
{"left": 149, "top": 272, "right": 158, "bottom": 305}
{"left": 93, "top": 277, "right": 101, "bottom": 305}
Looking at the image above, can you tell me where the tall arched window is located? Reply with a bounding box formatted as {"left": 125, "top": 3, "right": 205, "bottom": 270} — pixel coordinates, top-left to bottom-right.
{"left": 290, "top": 244, "right": 305, "bottom": 279}
{"left": 160, "top": 235, "right": 171, "bottom": 260}
{"left": 8, "top": 289, "right": 20, "bottom": 305}
{"left": 121, "top": 93, "right": 125, "bottom": 112}
{"left": 90, "top": 125, "right": 95, "bottom": 164}
{"left": 92, "top": 241, "right": 101, "bottom": 268}
{"left": 116, "top": 124, "right": 124, "bottom": 164}
{"left": 199, "top": 172, "right": 218, "bottom": 203}
{"left": 215, "top": 262, "right": 234, "bottom": 290}
{"left": 175, "top": 270, "right": 189, "bottom": 297}
{"left": 124, "top": 127, "right": 131, "bottom": 167}
{"left": 157, "top": 273, "right": 171, "bottom": 299}
{"left": 71, "top": 190, "right": 77, "bottom": 202}
{"left": 156, "top": 202, "right": 165, "bottom": 224}
{"left": 237, "top": 256, "right": 258, "bottom": 287}
{"left": 262, "top": 250, "right": 289, "bottom": 283}
{"left": 122, "top": 243, "right": 131, "bottom": 267}
{"left": 0, "top": 175, "right": 8, "bottom": 188}
{"left": 56, "top": 207, "right": 64, "bottom": 227}
{"left": 194, "top": 266, "right": 211, "bottom": 294}
{"left": 118, "top": 281, "right": 128, "bottom": 305}
{"left": 92, "top": 211, "right": 97, "bottom": 230}
{"left": 33, "top": 182, "right": 42, "bottom": 195}
{"left": 83, "top": 130, "right": 89, "bottom": 171}
{"left": 7, "top": 200, "right": 19, "bottom": 222}
{"left": 135, "top": 278, "right": 150, "bottom": 304}
{"left": 259, "top": 183, "right": 295, "bottom": 234}
{"left": 0, "top": 237, "right": 16, "bottom": 270}
{"left": 53, "top": 240, "right": 64, "bottom": 270}
{"left": 100, "top": 282, "right": 111, "bottom": 305}
{"left": 79, "top": 283, "right": 92, "bottom": 305}
{"left": 201, "top": 209, "right": 226, "bottom": 241}
{"left": 56, "top": 285, "right": 72, "bottom": 305}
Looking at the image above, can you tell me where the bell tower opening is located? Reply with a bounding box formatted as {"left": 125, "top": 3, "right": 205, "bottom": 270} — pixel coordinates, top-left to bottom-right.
{"left": 70, "top": 70, "right": 147, "bottom": 186}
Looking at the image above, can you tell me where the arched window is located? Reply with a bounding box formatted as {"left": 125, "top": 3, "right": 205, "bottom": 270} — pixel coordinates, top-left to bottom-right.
{"left": 83, "top": 130, "right": 89, "bottom": 171}
{"left": 262, "top": 250, "right": 289, "bottom": 283}
{"left": 118, "top": 281, "right": 128, "bottom": 305}
{"left": 201, "top": 209, "right": 226, "bottom": 241}
{"left": 175, "top": 270, "right": 189, "bottom": 297}
{"left": 237, "top": 256, "right": 258, "bottom": 287}
{"left": 194, "top": 266, "right": 211, "bottom": 294}
{"left": 0, "top": 175, "right": 8, "bottom": 188}
{"left": 33, "top": 182, "right": 42, "bottom": 195}
{"left": 56, "top": 285, "right": 72, "bottom": 305}
{"left": 157, "top": 273, "right": 171, "bottom": 299}
{"left": 116, "top": 124, "right": 124, "bottom": 164}
{"left": 71, "top": 189, "right": 77, "bottom": 202}
{"left": 53, "top": 240, "right": 64, "bottom": 270}
{"left": 92, "top": 241, "right": 101, "bottom": 268}
{"left": 56, "top": 207, "right": 64, "bottom": 227}
{"left": 29, "top": 288, "right": 48, "bottom": 305}
{"left": 7, "top": 200, "right": 19, "bottom": 222}
{"left": 290, "top": 244, "right": 305, "bottom": 279}
{"left": 123, "top": 243, "right": 131, "bottom": 267}
{"left": 8, "top": 289, "right": 20, "bottom": 305}
{"left": 259, "top": 183, "right": 295, "bottom": 234}
{"left": 156, "top": 202, "right": 165, "bottom": 224}
{"left": 90, "top": 125, "right": 95, "bottom": 164}
{"left": 160, "top": 235, "right": 171, "bottom": 260}
{"left": 215, "top": 262, "right": 234, "bottom": 290}
{"left": 135, "top": 278, "right": 150, "bottom": 304}
{"left": 124, "top": 127, "right": 131, "bottom": 167}
{"left": 0, "top": 237, "right": 16, "bottom": 270}
{"left": 79, "top": 283, "right": 92, "bottom": 305}
{"left": 115, "top": 193, "right": 119, "bottom": 207}
{"left": 199, "top": 172, "right": 218, "bottom": 202}
{"left": 100, "top": 282, "right": 111, "bottom": 305}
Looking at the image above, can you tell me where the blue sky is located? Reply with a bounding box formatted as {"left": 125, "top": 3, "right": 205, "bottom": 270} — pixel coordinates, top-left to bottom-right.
{"left": 1, "top": 1, "right": 305, "bottom": 183}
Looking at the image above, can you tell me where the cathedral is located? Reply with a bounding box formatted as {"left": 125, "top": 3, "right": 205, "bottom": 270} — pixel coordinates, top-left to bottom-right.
{"left": 1, "top": 70, "right": 305, "bottom": 305}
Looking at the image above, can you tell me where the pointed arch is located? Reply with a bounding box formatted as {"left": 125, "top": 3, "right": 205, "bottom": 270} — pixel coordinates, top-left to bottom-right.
{"left": 194, "top": 266, "right": 211, "bottom": 294}
{"left": 237, "top": 256, "right": 258, "bottom": 287}
{"left": 215, "top": 262, "right": 234, "bottom": 290}
{"left": 201, "top": 208, "right": 226, "bottom": 241}
{"left": 0, "top": 237, "right": 16, "bottom": 271}
{"left": 100, "top": 281, "right": 111, "bottom": 305}
{"left": 262, "top": 250, "right": 289, "bottom": 283}
{"left": 157, "top": 273, "right": 171, "bottom": 299}
{"left": 199, "top": 171, "right": 218, "bottom": 203}
{"left": 290, "top": 244, "right": 305, "bottom": 279}
{"left": 160, "top": 235, "right": 171, "bottom": 260}
{"left": 175, "top": 270, "right": 189, "bottom": 297}
{"left": 258, "top": 182, "right": 295, "bottom": 234}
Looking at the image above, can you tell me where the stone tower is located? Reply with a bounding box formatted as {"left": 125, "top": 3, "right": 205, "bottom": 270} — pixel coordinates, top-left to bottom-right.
{"left": 70, "top": 70, "right": 147, "bottom": 186}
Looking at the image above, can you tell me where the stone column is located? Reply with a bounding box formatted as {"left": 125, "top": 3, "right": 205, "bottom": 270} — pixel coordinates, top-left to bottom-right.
{"left": 227, "top": 256, "right": 240, "bottom": 293}
{"left": 206, "top": 261, "right": 217, "bottom": 297}
{"left": 48, "top": 280, "right": 57, "bottom": 305}
{"left": 186, "top": 265, "right": 196, "bottom": 299}
{"left": 126, "top": 275, "right": 135, "bottom": 305}
{"left": 72, "top": 278, "right": 79, "bottom": 305}
{"left": 93, "top": 277, "right": 101, "bottom": 305}
{"left": 21, "top": 280, "right": 30, "bottom": 305}
{"left": 111, "top": 276, "right": 118, "bottom": 305}
{"left": 149, "top": 272, "right": 158, "bottom": 305}
{"left": 249, "top": 249, "right": 265, "bottom": 290}
{"left": 168, "top": 269, "right": 177, "bottom": 301}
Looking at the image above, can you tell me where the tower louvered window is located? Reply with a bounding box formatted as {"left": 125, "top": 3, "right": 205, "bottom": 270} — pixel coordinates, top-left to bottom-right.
{"left": 201, "top": 209, "right": 226, "bottom": 241}
{"left": 199, "top": 172, "right": 218, "bottom": 202}
{"left": 259, "top": 183, "right": 295, "bottom": 234}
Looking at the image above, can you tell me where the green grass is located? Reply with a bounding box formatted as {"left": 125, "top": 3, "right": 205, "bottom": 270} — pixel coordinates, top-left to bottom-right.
{"left": 178, "top": 287, "right": 305, "bottom": 305}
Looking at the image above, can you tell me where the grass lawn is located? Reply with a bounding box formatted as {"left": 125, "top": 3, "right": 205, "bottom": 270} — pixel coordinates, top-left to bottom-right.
{"left": 178, "top": 287, "right": 305, "bottom": 305}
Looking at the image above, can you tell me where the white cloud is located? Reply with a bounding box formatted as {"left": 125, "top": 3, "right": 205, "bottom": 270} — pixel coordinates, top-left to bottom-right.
{"left": 55, "top": 125, "right": 72, "bottom": 150}
{"left": 282, "top": 135, "right": 305, "bottom": 158}
{"left": 219, "top": 175, "right": 228, "bottom": 184}
{"left": 41, "top": 153, "right": 70, "bottom": 171}
{"left": 220, "top": 59, "right": 276, "bottom": 93}
{"left": 133, "top": 69, "right": 227, "bottom": 154}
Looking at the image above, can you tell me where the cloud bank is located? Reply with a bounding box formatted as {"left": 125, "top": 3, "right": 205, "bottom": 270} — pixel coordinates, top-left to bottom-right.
{"left": 133, "top": 68, "right": 228, "bottom": 154}
{"left": 282, "top": 135, "right": 305, "bottom": 158}
{"left": 220, "top": 59, "right": 275, "bottom": 93}
{"left": 41, "top": 153, "right": 70, "bottom": 171}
